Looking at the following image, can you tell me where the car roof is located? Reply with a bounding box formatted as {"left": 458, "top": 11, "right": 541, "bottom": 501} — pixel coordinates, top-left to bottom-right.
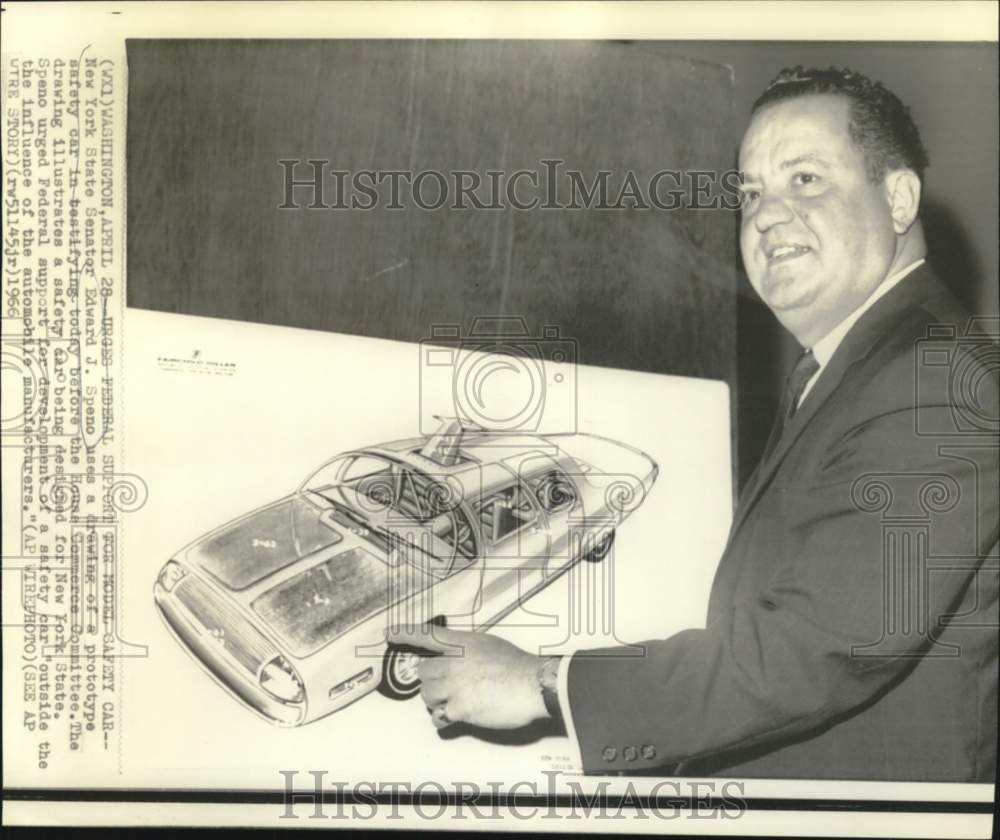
{"left": 364, "top": 434, "right": 570, "bottom": 503}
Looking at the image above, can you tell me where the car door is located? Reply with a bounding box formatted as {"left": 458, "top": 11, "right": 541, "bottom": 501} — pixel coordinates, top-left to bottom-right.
{"left": 522, "top": 466, "right": 581, "bottom": 575}
{"left": 385, "top": 469, "right": 484, "bottom": 631}
{"left": 474, "top": 481, "right": 550, "bottom": 625}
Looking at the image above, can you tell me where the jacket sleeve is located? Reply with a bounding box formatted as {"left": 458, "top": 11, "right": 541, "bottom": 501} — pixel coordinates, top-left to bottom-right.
{"left": 564, "top": 387, "right": 999, "bottom": 774}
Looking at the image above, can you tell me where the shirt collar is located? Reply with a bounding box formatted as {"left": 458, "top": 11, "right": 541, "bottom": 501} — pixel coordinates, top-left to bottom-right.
{"left": 810, "top": 258, "right": 926, "bottom": 368}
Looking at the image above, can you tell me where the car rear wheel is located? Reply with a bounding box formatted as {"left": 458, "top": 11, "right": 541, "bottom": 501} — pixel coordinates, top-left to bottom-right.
{"left": 378, "top": 644, "right": 423, "bottom": 700}
{"left": 584, "top": 530, "right": 615, "bottom": 563}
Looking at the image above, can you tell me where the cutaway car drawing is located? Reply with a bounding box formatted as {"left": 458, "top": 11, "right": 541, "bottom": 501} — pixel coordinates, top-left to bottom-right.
{"left": 153, "top": 419, "right": 658, "bottom": 726}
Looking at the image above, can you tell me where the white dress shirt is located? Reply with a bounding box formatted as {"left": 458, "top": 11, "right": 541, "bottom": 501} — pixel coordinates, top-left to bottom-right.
{"left": 554, "top": 257, "right": 926, "bottom": 773}
{"left": 798, "top": 258, "right": 926, "bottom": 406}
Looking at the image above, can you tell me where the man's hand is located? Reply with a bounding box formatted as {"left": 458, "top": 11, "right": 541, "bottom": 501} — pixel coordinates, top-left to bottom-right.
{"left": 385, "top": 626, "right": 549, "bottom": 730}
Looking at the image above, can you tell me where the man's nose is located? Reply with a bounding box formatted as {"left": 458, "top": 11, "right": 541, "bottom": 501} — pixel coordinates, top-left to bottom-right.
{"left": 753, "top": 193, "right": 794, "bottom": 233}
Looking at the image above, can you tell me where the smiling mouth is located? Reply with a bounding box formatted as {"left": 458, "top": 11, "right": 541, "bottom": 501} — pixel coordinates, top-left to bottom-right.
{"left": 766, "top": 245, "right": 811, "bottom": 265}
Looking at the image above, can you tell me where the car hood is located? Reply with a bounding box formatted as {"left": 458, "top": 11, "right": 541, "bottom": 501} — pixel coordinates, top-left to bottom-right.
{"left": 185, "top": 495, "right": 346, "bottom": 591}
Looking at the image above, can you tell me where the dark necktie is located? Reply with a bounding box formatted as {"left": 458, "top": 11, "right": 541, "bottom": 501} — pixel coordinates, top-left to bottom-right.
{"left": 759, "top": 349, "right": 820, "bottom": 467}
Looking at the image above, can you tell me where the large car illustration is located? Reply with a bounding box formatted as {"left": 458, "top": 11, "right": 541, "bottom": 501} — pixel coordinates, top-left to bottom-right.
{"left": 153, "top": 420, "right": 658, "bottom": 726}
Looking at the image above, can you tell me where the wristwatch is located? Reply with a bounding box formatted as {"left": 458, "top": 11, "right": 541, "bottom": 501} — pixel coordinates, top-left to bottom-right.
{"left": 537, "top": 656, "right": 563, "bottom": 721}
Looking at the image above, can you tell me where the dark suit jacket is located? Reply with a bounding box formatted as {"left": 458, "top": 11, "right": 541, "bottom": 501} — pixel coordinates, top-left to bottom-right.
{"left": 566, "top": 265, "right": 999, "bottom": 780}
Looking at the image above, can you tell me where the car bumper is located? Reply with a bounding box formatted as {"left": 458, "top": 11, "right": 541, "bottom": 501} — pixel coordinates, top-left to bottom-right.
{"left": 154, "top": 578, "right": 306, "bottom": 726}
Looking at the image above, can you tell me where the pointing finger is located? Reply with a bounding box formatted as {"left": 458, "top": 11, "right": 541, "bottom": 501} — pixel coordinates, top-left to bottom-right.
{"left": 419, "top": 679, "right": 449, "bottom": 706}
{"left": 384, "top": 626, "right": 449, "bottom": 653}
{"left": 417, "top": 656, "right": 450, "bottom": 682}
{"left": 386, "top": 624, "right": 476, "bottom": 656}
{"left": 430, "top": 704, "right": 453, "bottom": 730}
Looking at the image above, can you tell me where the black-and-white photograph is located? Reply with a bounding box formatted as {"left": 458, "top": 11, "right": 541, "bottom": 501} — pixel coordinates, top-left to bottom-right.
{"left": 2, "top": 2, "right": 997, "bottom": 834}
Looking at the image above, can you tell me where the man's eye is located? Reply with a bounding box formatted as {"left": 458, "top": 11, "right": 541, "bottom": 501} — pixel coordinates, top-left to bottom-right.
{"left": 792, "top": 172, "right": 819, "bottom": 186}
{"left": 741, "top": 189, "right": 761, "bottom": 207}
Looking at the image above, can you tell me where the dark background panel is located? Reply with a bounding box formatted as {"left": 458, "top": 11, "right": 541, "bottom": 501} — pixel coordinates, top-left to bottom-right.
{"left": 126, "top": 40, "right": 998, "bottom": 492}
{"left": 126, "top": 40, "right": 738, "bottom": 384}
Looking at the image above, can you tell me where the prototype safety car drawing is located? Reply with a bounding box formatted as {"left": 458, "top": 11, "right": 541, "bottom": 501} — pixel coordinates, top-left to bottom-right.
{"left": 153, "top": 420, "right": 658, "bottom": 726}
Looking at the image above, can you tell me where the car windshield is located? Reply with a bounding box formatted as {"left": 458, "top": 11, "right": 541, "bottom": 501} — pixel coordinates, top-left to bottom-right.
{"left": 303, "top": 453, "right": 395, "bottom": 499}
{"left": 305, "top": 455, "right": 478, "bottom": 572}
{"left": 188, "top": 495, "right": 345, "bottom": 591}
{"left": 251, "top": 546, "right": 434, "bottom": 655}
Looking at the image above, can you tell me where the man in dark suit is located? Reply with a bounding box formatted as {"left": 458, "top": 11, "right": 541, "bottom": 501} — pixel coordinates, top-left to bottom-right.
{"left": 389, "top": 67, "right": 998, "bottom": 781}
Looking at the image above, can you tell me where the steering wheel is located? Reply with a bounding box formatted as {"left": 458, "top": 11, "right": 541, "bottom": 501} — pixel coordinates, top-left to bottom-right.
{"left": 455, "top": 520, "right": 473, "bottom": 546}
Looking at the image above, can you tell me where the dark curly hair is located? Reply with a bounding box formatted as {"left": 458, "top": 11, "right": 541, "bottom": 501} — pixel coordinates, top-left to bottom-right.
{"left": 752, "top": 66, "right": 930, "bottom": 184}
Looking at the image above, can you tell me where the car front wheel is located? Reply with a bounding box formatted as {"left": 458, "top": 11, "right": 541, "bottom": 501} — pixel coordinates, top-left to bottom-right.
{"left": 378, "top": 644, "right": 423, "bottom": 700}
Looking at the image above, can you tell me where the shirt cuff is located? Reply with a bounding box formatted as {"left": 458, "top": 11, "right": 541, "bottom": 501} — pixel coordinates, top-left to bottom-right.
{"left": 556, "top": 654, "right": 584, "bottom": 774}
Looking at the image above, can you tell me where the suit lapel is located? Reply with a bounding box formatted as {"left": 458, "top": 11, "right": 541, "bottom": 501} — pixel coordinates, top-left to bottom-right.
{"left": 724, "top": 265, "right": 946, "bottom": 547}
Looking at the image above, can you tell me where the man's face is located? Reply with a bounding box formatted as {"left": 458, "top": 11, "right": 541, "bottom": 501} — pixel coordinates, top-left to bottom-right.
{"left": 738, "top": 94, "right": 899, "bottom": 347}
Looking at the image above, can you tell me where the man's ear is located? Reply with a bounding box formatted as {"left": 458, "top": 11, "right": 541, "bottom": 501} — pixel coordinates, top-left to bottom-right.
{"left": 884, "top": 169, "right": 922, "bottom": 234}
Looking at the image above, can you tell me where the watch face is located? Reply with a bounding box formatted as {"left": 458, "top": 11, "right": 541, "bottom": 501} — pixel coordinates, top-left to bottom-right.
{"left": 538, "top": 656, "right": 561, "bottom": 689}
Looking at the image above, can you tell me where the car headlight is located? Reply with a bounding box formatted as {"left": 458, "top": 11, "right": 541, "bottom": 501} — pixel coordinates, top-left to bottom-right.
{"left": 158, "top": 561, "right": 187, "bottom": 592}
{"left": 259, "top": 655, "right": 305, "bottom": 704}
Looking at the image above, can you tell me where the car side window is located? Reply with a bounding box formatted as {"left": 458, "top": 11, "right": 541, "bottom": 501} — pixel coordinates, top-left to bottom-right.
{"left": 394, "top": 470, "right": 425, "bottom": 520}
{"left": 426, "top": 507, "right": 477, "bottom": 566}
{"left": 478, "top": 484, "right": 539, "bottom": 543}
{"left": 524, "top": 469, "right": 577, "bottom": 513}
{"left": 402, "top": 470, "right": 478, "bottom": 566}
{"left": 342, "top": 455, "right": 396, "bottom": 506}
